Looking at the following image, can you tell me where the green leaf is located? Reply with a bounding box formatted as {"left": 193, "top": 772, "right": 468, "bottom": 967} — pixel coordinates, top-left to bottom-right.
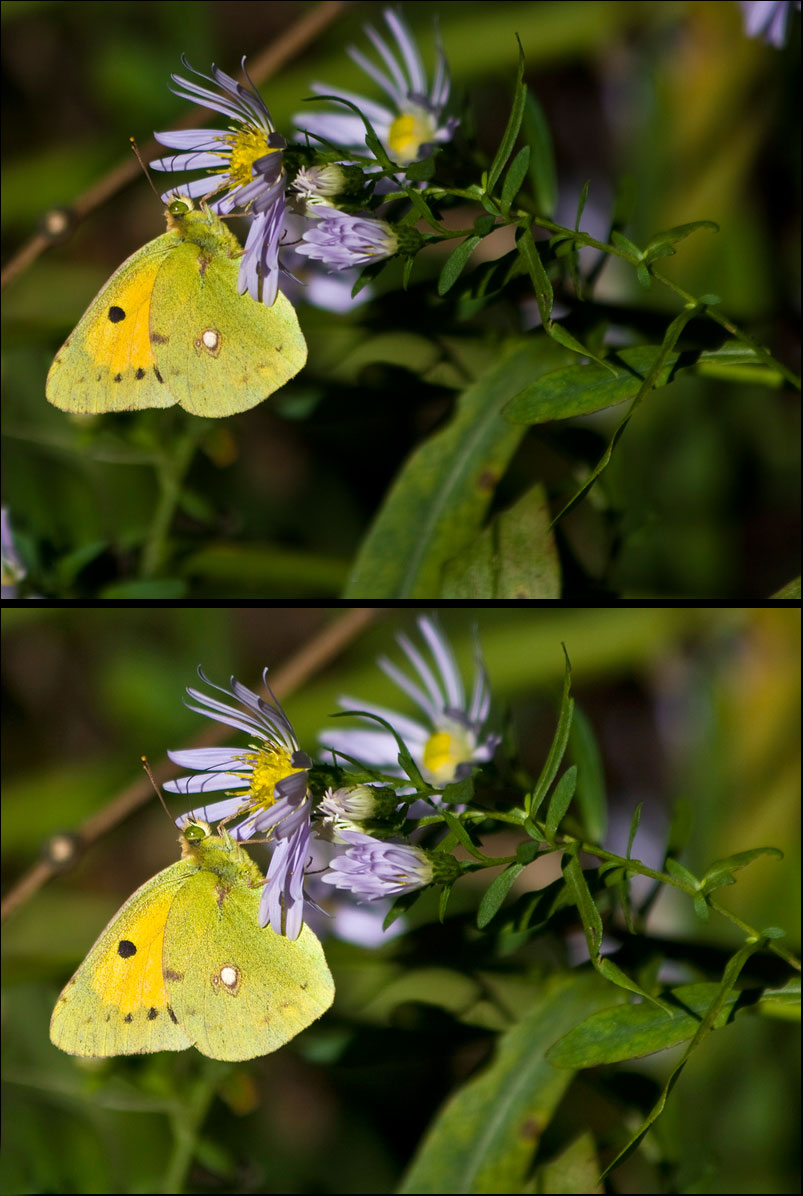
{"left": 440, "top": 809, "right": 476, "bottom": 852}
{"left": 440, "top": 483, "right": 561, "bottom": 598}
{"left": 627, "top": 803, "right": 642, "bottom": 859}
{"left": 477, "top": 863, "right": 524, "bottom": 928}
{"left": 383, "top": 888, "right": 425, "bottom": 930}
{"left": 610, "top": 230, "right": 642, "bottom": 259}
{"left": 700, "top": 846, "right": 783, "bottom": 895}
{"left": 405, "top": 153, "right": 436, "bottom": 182}
{"left": 528, "top": 648, "right": 574, "bottom": 819}
{"left": 500, "top": 144, "right": 531, "bottom": 213}
{"left": 575, "top": 181, "right": 590, "bottom": 230}
{"left": 545, "top": 765, "right": 577, "bottom": 838}
{"left": 569, "top": 706, "right": 607, "bottom": 842}
{"left": 344, "top": 336, "right": 569, "bottom": 597}
{"left": 438, "top": 883, "right": 454, "bottom": 922}
{"left": 438, "top": 235, "right": 482, "bottom": 296}
{"left": 485, "top": 40, "right": 527, "bottom": 196}
{"left": 636, "top": 261, "right": 653, "bottom": 288}
{"left": 516, "top": 226, "right": 553, "bottom": 324}
{"left": 535, "top": 1132, "right": 602, "bottom": 1195}
{"left": 473, "top": 213, "right": 496, "bottom": 236}
{"left": 516, "top": 840, "right": 541, "bottom": 866}
{"left": 441, "top": 774, "right": 475, "bottom": 806}
{"left": 522, "top": 89, "right": 557, "bottom": 217}
{"left": 503, "top": 342, "right": 681, "bottom": 425}
{"left": 563, "top": 854, "right": 603, "bottom": 954}
{"left": 597, "top": 958, "right": 672, "bottom": 1012}
{"left": 664, "top": 857, "right": 700, "bottom": 889}
{"left": 506, "top": 336, "right": 761, "bottom": 428}
{"left": 546, "top": 301, "right": 707, "bottom": 526}
{"left": 642, "top": 220, "right": 718, "bottom": 264}
{"left": 399, "top": 973, "right": 617, "bottom": 1195}
{"left": 757, "top": 978, "right": 801, "bottom": 1022}
{"left": 546, "top": 322, "right": 617, "bottom": 374}
{"left": 600, "top": 937, "right": 767, "bottom": 1181}
{"left": 771, "top": 576, "right": 801, "bottom": 599}
{"left": 548, "top": 983, "right": 741, "bottom": 1068}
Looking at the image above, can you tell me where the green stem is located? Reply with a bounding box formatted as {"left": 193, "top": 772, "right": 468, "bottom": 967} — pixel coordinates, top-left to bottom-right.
{"left": 140, "top": 420, "right": 206, "bottom": 578}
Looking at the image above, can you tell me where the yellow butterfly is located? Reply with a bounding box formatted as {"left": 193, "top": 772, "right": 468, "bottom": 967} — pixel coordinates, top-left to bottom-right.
{"left": 46, "top": 198, "right": 307, "bottom": 417}
{"left": 50, "top": 821, "right": 333, "bottom": 1060}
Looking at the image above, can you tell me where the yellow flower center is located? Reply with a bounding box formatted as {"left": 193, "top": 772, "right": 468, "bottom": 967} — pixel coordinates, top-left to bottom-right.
{"left": 421, "top": 726, "right": 474, "bottom": 785}
{"left": 236, "top": 746, "right": 306, "bottom": 809}
{"left": 225, "top": 128, "right": 280, "bottom": 188}
{"left": 387, "top": 107, "right": 436, "bottom": 165}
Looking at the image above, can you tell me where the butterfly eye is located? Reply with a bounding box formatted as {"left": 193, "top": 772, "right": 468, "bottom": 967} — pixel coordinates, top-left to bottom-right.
{"left": 167, "top": 197, "right": 193, "bottom": 217}
{"left": 182, "top": 822, "right": 208, "bottom": 843}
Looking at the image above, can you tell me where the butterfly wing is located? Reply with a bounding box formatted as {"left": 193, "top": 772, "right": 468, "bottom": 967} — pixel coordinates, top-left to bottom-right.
{"left": 149, "top": 240, "right": 307, "bottom": 417}
{"left": 49, "top": 861, "right": 194, "bottom": 1056}
{"left": 46, "top": 235, "right": 179, "bottom": 414}
{"left": 163, "top": 866, "right": 334, "bottom": 1061}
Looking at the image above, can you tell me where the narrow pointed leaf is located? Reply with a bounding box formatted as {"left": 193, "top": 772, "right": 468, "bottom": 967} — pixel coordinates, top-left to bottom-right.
{"left": 486, "top": 41, "right": 527, "bottom": 195}
{"left": 548, "top": 982, "right": 742, "bottom": 1068}
{"left": 522, "top": 89, "right": 557, "bottom": 216}
{"left": 501, "top": 145, "right": 531, "bottom": 213}
{"left": 477, "top": 863, "right": 524, "bottom": 928}
{"left": 438, "top": 235, "right": 482, "bottom": 295}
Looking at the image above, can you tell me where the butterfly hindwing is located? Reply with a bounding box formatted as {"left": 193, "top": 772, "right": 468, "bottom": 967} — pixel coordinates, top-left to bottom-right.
{"left": 46, "top": 236, "right": 178, "bottom": 414}
{"left": 150, "top": 238, "right": 307, "bottom": 417}
{"left": 49, "top": 863, "right": 194, "bottom": 1056}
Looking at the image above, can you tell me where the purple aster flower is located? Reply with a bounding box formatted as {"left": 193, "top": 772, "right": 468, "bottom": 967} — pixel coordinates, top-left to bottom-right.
{"left": 321, "top": 829, "right": 435, "bottom": 899}
{"left": 319, "top": 615, "right": 499, "bottom": 787}
{"left": 165, "top": 667, "right": 314, "bottom": 938}
{"left": 294, "top": 8, "right": 457, "bottom": 168}
{"left": 295, "top": 209, "right": 400, "bottom": 270}
{"left": 151, "top": 56, "right": 289, "bottom": 305}
{"left": 258, "top": 793, "right": 314, "bottom": 939}
{"left": 1, "top": 507, "right": 26, "bottom": 597}
{"left": 739, "top": 0, "right": 800, "bottom": 45}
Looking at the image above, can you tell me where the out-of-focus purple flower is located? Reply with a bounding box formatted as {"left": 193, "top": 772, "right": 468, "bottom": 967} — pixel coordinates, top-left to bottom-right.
{"left": 1, "top": 507, "right": 26, "bottom": 597}
{"left": 739, "top": 0, "right": 800, "bottom": 46}
{"left": 319, "top": 615, "right": 499, "bottom": 786}
{"left": 294, "top": 8, "right": 457, "bottom": 168}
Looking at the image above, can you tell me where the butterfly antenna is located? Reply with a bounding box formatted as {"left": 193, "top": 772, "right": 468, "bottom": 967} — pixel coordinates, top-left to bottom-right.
{"left": 129, "top": 139, "right": 164, "bottom": 203}
{"left": 141, "top": 755, "right": 173, "bottom": 822}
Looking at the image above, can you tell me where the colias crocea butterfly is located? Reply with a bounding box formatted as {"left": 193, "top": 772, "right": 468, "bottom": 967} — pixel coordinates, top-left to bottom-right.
{"left": 50, "top": 821, "right": 333, "bottom": 1060}
{"left": 46, "top": 198, "right": 307, "bottom": 417}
